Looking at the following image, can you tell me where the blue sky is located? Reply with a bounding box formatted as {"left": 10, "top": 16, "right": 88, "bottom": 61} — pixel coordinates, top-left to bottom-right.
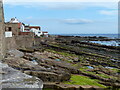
{"left": 4, "top": 1, "right": 118, "bottom": 34}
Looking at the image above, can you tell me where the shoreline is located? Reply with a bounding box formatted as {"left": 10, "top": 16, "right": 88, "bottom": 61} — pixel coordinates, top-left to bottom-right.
{"left": 2, "top": 35, "right": 120, "bottom": 89}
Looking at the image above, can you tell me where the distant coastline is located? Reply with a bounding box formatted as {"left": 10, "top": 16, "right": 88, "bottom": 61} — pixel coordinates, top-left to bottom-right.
{"left": 51, "top": 34, "right": 119, "bottom": 39}
{"left": 50, "top": 34, "right": 119, "bottom": 46}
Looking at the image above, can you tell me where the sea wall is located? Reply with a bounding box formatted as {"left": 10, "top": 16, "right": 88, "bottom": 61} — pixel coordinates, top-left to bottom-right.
{"left": 15, "top": 35, "right": 34, "bottom": 48}
{"left": 6, "top": 34, "right": 34, "bottom": 50}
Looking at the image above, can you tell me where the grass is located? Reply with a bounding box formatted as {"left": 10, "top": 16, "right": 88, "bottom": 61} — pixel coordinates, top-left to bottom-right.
{"left": 64, "top": 75, "right": 106, "bottom": 88}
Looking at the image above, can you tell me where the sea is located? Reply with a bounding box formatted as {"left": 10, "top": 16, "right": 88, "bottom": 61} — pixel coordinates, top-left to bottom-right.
{"left": 55, "top": 34, "right": 119, "bottom": 39}
{"left": 53, "top": 34, "right": 120, "bottom": 46}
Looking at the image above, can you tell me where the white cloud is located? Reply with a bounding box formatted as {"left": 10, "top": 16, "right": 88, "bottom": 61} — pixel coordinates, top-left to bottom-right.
{"left": 99, "top": 10, "right": 118, "bottom": 15}
{"left": 62, "top": 19, "right": 93, "bottom": 24}
{"left": 3, "top": 0, "right": 118, "bottom": 10}
{"left": 3, "top": 0, "right": 119, "bottom": 3}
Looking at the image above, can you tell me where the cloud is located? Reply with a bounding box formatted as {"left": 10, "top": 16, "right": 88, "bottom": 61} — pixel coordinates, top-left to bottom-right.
{"left": 62, "top": 19, "right": 93, "bottom": 24}
{"left": 99, "top": 10, "right": 118, "bottom": 15}
{"left": 3, "top": 1, "right": 118, "bottom": 10}
{"left": 3, "top": 0, "right": 119, "bottom": 3}
{"left": 20, "top": 18, "right": 93, "bottom": 25}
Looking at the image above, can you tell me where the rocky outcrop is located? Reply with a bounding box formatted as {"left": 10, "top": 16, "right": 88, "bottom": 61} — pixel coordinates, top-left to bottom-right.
{"left": 6, "top": 49, "right": 24, "bottom": 58}
{"left": 0, "top": 62, "right": 43, "bottom": 89}
{"left": 24, "top": 71, "right": 71, "bottom": 82}
{"left": 44, "top": 82, "right": 104, "bottom": 90}
{"left": 3, "top": 56, "right": 72, "bottom": 82}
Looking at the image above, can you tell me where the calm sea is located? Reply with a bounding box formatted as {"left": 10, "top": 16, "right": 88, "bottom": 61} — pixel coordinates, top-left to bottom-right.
{"left": 55, "top": 34, "right": 119, "bottom": 39}
{"left": 53, "top": 34, "right": 119, "bottom": 46}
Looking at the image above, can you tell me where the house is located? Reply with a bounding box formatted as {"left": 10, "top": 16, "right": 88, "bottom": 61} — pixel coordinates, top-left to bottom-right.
{"left": 5, "top": 17, "right": 21, "bottom": 37}
{"left": 42, "top": 32, "right": 48, "bottom": 37}
{"left": 9, "top": 17, "right": 19, "bottom": 23}
{"left": 5, "top": 17, "right": 48, "bottom": 37}
{"left": 24, "top": 24, "right": 30, "bottom": 32}
{"left": 30, "top": 26, "right": 43, "bottom": 37}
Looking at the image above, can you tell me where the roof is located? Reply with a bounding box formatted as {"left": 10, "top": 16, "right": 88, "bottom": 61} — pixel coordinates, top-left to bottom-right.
{"left": 29, "top": 26, "right": 40, "bottom": 30}
{"left": 9, "top": 17, "right": 20, "bottom": 23}
{"left": 43, "top": 32, "right": 48, "bottom": 33}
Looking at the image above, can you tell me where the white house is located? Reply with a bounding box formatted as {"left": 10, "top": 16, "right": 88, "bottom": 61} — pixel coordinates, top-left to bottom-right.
{"left": 6, "top": 17, "right": 48, "bottom": 37}
{"left": 20, "top": 23, "right": 25, "bottom": 32}
{"left": 42, "top": 32, "right": 48, "bottom": 37}
{"left": 30, "top": 26, "right": 43, "bottom": 37}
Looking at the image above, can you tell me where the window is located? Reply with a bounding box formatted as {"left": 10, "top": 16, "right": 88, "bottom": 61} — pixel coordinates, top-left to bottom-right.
{"left": 8, "top": 27, "right": 12, "bottom": 31}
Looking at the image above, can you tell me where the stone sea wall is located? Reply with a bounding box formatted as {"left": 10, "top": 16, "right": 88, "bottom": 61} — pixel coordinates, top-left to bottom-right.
{"left": 5, "top": 35, "right": 34, "bottom": 51}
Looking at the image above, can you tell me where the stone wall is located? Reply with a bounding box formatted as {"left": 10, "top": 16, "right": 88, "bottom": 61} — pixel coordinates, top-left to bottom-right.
{"left": 15, "top": 35, "right": 34, "bottom": 48}
{"left": 5, "top": 23, "right": 20, "bottom": 36}
{"left": 0, "top": 1, "right": 5, "bottom": 60}
{"left": 5, "top": 34, "right": 34, "bottom": 50}
{"left": 5, "top": 37, "right": 17, "bottom": 50}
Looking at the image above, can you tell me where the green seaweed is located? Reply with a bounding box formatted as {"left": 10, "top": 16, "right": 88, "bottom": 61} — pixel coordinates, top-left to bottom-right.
{"left": 64, "top": 75, "right": 106, "bottom": 88}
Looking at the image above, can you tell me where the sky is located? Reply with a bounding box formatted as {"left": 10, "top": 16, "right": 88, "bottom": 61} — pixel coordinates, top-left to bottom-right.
{"left": 3, "top": 0, "right": 118, "bottom": 34}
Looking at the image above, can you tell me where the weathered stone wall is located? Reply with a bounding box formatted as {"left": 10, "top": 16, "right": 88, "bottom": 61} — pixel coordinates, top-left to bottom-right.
{"left": 5, "top": 34, "right": 34, "bottom": 50}
{"left": 5, "top": 23, "right": 20, "bottom": 36}
{"left": 5, "top": 37, "right": 17, "bottom": 50}
{"left": 0, "top": 1, "right": 5, "bottom": 60}
{"left": 15, "top": 35, "right": 34, "bottom": 48}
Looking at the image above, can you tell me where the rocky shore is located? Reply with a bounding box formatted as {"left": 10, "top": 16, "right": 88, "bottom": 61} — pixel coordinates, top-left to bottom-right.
{"left": 2, "top": 35, "right": 120, "bottom": 89}
{"left": 0, "top": 61, "right": 43, "bottom": 89}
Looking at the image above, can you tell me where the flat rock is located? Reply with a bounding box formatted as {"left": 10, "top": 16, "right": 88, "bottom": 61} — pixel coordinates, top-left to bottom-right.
{"left": 7, "top": 49, "right": 24, "bottom": 58}
{"left": 0, "top": 62, "right": 43, "bottom": 89}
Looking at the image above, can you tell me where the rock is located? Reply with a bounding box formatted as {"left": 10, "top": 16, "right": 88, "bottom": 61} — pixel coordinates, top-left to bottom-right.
{"left": 60, "top": 73, "right": 71, "bottom": 82}
{"left": 19, "top": 47, "right": 34, "bottom": 53}
{"left": 6, "top": 49, "right": 24, "bottom": 58}
{"left": 0, "top": 62, "right": 43, "bottom": 89}
{"left": 24, "top": 71, "right": 71, "bottom": 82}
{"left": 42, "top": 59, "right": 79, "bottom": 74}
{"left": 80, "top": 85, "right": 93, "bottom": 90}
{"left": 3, "top": 57, "right": 46, "bottom": 71}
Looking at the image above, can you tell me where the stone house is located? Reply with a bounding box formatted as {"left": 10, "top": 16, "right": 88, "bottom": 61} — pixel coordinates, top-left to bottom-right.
{"left": 5, "top": 18, "right": 22, "bottom": 37}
